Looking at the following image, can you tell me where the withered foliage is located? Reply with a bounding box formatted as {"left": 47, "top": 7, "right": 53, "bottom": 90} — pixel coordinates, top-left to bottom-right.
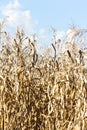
{"left": 0, "top": 28, "right": 87, "bottom": 130}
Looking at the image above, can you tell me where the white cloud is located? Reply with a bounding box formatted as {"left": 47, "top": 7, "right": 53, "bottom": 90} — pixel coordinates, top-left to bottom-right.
{"left": 38, "top": 28, "right": 50, "bottom": 40}
{"left": 1, "top": 0, "right": 37, "bottom": 34}
{"left": 4, "top": 0, "right": 20, "bottom": 9}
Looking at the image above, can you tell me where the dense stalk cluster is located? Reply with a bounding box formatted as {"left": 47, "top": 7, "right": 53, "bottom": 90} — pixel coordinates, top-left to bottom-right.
{"left": 0, "top": 29, "right": 87, "bottom": 130}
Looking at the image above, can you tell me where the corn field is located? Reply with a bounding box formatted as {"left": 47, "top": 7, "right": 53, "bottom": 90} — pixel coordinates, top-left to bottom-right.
{"left": 0, "top": 27, "right": 87, "bottom": 130}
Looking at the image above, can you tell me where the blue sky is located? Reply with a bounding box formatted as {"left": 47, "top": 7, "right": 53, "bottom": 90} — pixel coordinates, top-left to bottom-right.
{"left": 0, "top": 0, "right": 87, "bottom": 31}
{"left": 0, "top": 0, "right": 87, "bottom": 46}
{"left": 22, "top": 0, "right": 87, "bottom": 30}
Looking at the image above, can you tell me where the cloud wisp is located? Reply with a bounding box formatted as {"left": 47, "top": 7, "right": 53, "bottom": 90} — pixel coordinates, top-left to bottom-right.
{"left": 1, "top": 0, "right": 37, "bottom": 34}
